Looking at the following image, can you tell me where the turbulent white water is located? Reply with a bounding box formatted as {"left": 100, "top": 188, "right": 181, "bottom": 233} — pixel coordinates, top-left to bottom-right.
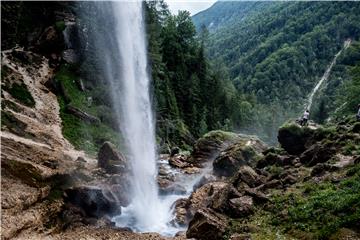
{"left": 305, "top": 39, "right": 351, "bottom": 112}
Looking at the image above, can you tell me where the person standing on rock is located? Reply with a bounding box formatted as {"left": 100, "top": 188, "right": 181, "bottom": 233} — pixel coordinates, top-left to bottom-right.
{"left": 301, "top": 109, "right": 310, "bottom": 126}
{"left": 357, "top": 104, "right": 360, "bottom": 121}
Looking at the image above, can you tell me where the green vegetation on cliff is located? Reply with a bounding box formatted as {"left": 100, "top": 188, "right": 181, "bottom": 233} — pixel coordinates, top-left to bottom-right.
{"left": 145, "top": 1, "right": 246, "bottom": 148}
{"left": 193, "top": 1, "right": 360, "bottom": 142}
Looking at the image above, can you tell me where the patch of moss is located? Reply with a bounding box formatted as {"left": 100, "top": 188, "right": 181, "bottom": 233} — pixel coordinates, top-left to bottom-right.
{"left": 54, "top": 65, "right": 124, "bottom": 154}
{"left": 55, "top": 21, "right": 65, "bottom": 32}
{"left": 4, "top": 82, "right": 35, "bottom": 107}
{"left": 58, "top": 96, "right": 121, "bottom": 156}
{"left": 203, "top": 130, "right": 238, "bottom": 142}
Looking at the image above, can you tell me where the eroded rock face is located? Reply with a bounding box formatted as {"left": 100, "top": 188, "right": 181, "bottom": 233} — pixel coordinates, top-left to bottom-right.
{"left": 98, "top": 141, "right": 127, "bottom": 173}
{"left": 186, "top": 208, "right": 228, "bottom": 240}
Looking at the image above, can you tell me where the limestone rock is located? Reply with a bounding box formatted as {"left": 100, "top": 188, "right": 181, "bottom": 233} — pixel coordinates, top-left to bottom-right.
{"left": 187, "top": 181, "right": 229, "bottom": 218}
{"left": 233, "top": 165, "right": 263, "bottom": 188}
{"left": 228, "top": 196, "right": 254, "bottom": 218}
{"left": 98, "top": 141, "right": 127, "bottom": 173}
{"left": 189, "top": 130, "right": 239, "bottom": 166}
{"left": 186, "top": 208, "right": 228, "bottom": 240}
{"left": 213, "top": 138, "right": 266, "bottom": 177}
{"left": 169, "top": 154, "right": 191, "bottom": 168}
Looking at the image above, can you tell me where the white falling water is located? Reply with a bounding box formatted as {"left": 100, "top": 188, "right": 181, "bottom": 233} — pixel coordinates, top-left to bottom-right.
{"left": 78, "top": 2, "right": 208, "bottom": 235}
{"left": 105, "top": 2, "right": 169, "bottom": 233}
{"left": 305, "top": 39, "right": 351, "bottom": 112}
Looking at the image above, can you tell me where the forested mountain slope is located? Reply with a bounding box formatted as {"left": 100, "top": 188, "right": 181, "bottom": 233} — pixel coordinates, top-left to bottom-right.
{"left": 193, "top": 1, "right": 360, "bottom": 143}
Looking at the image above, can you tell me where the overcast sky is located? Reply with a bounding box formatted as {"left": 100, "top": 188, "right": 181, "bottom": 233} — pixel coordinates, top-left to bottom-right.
{"left": 166, "top": 0, "right": 216, "bottom": 16}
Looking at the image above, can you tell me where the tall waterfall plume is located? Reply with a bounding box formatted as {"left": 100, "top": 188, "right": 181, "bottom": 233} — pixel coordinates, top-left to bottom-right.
{"left": 78, "top": 1, "right": 169, "bottom": 233}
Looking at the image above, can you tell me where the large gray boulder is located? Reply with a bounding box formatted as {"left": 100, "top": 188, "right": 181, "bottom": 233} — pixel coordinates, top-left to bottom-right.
{"left": 97, "top": 141, "right": 126, "bottom": 173}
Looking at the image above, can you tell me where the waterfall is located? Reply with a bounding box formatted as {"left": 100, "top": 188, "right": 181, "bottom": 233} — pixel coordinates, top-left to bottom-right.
{"left": 109, "top": 2, "right": 164, "bottom": 232}
{"left": 305, "top": 39, "right": 351, "bottom": 112}
{"left": 78, "top": 1, "right": 172, "bottom": 234}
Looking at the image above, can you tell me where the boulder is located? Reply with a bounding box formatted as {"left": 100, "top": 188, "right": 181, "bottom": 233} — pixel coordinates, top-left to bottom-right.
{"left": 186, "top": 208, "right": 229, "bottom": 240}
{"left": 187, "top": 181, "right": 229, "bottom": 218}
{"left": 278, "top": 123, "right": 314, "bottom": 155}
{"left": 233, "top": 165, "right": 263, "bottom": 188}
{"left": 311, "top": 163, "right": 339, "bottom": 176}
{"left": 169, "top": 154, "right": 191, "bottom": 168}
{"left": 65, "top": 186, "right": 121, "bottom": 218}
{"left": 257, "top": 152, "right": 294, "bottom": 168}
{"left": 300, "top": 142, "right": 337, "bottom": 166}
{"left": 213, "top": 135, "right": 267, "bottom": 177}
{"left": 61, "top": 49, "right": 78, "bottom": 64}
{"left": 228, "top": 196, "right": 254, "bottom": 218}
{"left": 189, "top": 130, "right": 239, "bottom": 166}
{"left": 97, "top": 141, "right": 127, "bottom": 173}
{"left": 170, "top": 147, "right": 180, "bottom": 157}
{"left": 171, "top": 198, "right": 189, "bottom": 226}
{"left": 36, "top": 26, "right": 64, "bottom": 54}
{"left": 244, "top": 188, "right": 269, "bottom": 204}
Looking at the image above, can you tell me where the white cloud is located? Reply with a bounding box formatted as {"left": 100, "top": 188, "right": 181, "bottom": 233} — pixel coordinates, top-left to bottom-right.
{"left": 166, "top": 0, "right": 216, "bottom": 16}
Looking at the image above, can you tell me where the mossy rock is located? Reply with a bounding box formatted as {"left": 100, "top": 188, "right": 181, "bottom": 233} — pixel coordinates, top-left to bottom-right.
{"left": 190, "top": 130, "right": 240, "bottom": 165}
{"left": 213, "top": 138, "right": 265, "bottom": 177}
{"left": 278, "top": 123, "right": 314, "bottom": 155}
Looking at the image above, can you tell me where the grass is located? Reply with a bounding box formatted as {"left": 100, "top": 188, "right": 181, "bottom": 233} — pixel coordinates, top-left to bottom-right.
{"left": 55, "top": 65, "right": 123, "bottom": 155}
{"left": 270, "top": 163, "right": 360, "bottom": 239}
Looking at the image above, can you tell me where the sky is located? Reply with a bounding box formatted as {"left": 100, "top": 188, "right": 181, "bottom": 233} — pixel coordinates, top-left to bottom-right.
{"left": 166, "top": 0, "right": 217, "bottom": 16}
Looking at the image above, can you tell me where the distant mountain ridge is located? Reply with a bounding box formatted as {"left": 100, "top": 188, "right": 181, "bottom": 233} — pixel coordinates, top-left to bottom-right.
{"left": 192, "top": 1, "right": 360, "bottom": 142}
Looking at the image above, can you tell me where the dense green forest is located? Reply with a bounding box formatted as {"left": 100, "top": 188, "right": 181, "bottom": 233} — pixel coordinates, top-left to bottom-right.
{"left": 193, "top": 1, "right": 360, "bottom": 143}
{"left": 2, "top": 1, "right": 360, "bottom": 152}
{"left": 145, "top": 1, "right": 242, "bottom": 149}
